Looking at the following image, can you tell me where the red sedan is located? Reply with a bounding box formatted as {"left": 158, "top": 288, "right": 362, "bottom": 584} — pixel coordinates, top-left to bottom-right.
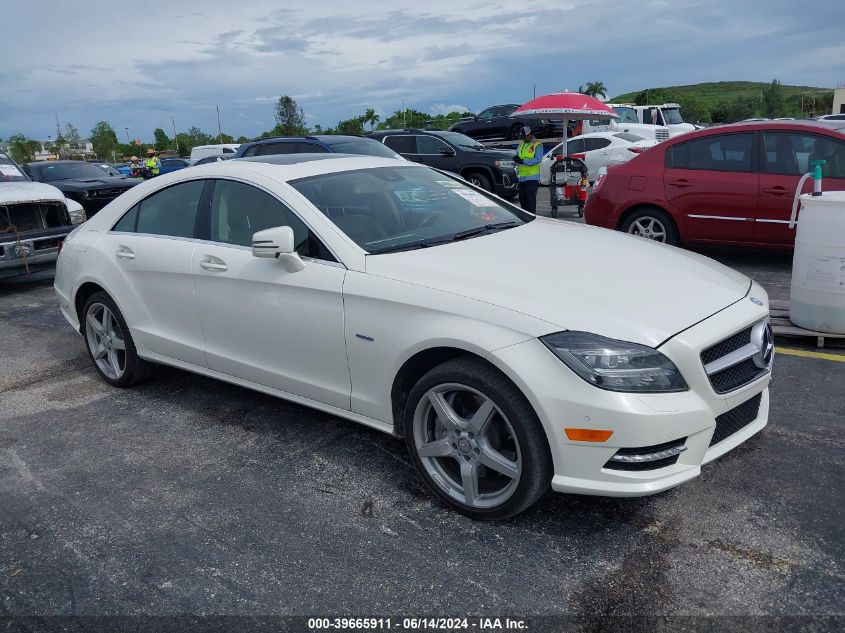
{"left": 584, "top": 122, "right": 845, "bottom": 249}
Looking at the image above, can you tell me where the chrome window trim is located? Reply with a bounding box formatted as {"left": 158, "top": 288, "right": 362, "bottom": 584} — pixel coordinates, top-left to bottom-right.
{"left": 688, "top": 214, "right": 753, "bottom": 222}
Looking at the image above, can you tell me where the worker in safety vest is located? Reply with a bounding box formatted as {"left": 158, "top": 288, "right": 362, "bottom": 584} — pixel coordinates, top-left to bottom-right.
{"left": 513, "top": 126, "right": 544, "bottom": 213}
{"left": 144, "top": 147, "right": 161, "bottom": 178}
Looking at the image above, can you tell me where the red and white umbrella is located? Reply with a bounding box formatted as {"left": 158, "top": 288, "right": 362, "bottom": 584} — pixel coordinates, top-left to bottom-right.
{"left": 510, "top": 92, "right": 618, "bottom": 158}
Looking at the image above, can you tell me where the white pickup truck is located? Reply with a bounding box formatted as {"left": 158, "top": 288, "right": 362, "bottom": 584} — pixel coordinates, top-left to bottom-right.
{"left": 577, "top": 103, "right": 695, "bottom": 141}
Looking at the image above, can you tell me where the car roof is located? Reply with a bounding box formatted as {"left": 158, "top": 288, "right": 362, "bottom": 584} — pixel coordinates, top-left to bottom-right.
{"left": 666, "top": 120, "right": 845, "bottom": 141}
{"left": 246, "top": 135, "right": 365, "bottom": 145}
{"left": 236, "top": 154, "right": 349, "bottom": 165}
{"left": 24, "top": 160, "right": 90, "bottom": 166}
{"left": 186, "top": 154, "right": 414, "bottom": 183}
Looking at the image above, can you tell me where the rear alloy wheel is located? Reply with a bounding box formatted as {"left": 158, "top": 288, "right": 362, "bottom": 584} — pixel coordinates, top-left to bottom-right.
{"left": 404, "top": 356, "right": 552, "bottom": 519}
{"left": 465, "top": 171, "right": 492, "bottom": 192}
{"left": 621, "top": 207, "right": 679, "bottom": 246}
{"left": 82, "top": 291, "right": 155, "bottom": 387}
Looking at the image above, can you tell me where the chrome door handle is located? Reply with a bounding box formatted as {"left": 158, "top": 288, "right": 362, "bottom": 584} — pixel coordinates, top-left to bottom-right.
{"left": 200, "top": 258, "right": 228, "bottom": 272}
{"left": 115, "top": 246, "right": 135, "bottom": 260}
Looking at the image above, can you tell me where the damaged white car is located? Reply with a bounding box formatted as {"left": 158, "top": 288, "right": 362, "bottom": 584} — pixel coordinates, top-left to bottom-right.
{"left": 1, "top": 150, "right": 86, "bottom": 279}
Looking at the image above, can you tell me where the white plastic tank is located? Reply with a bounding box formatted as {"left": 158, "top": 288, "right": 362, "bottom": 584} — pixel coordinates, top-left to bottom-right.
{"left": 790, "top": 191, "right": 845, "bottom": 334}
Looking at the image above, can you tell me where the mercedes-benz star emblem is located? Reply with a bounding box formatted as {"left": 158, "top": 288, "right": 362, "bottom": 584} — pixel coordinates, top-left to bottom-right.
{"left": 751, "top": 320, "right": 775, "bottom": 369}
{"left": 750, "top": 297, "right": 764, "bottom": 306}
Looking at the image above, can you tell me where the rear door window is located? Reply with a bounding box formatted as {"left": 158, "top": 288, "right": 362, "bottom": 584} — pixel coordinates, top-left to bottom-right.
{"left": 258, "top": 142, "right": 297, "bottom": 156}
{"left": 668, "top": 133, "right": 755, "bottom": 173}
{"left": 134, "top": 180, "right": 205, "bottom": 237}
{"left": 583, "top": 138, "right": 612, "bottom": 151}
{"left": 383, "top": 136, "right": 416, "bottom": 154}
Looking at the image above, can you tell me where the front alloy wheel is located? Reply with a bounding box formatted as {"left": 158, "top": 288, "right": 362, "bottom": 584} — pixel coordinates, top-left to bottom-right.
{"left": 404, "top": 356, "right": 552, "bottom": 519}
{"left": 413, "top": 383, "right": 521, "bottom": 509}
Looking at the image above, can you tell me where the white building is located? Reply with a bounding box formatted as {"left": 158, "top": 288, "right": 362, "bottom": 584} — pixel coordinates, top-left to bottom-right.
{"left": 833, "top": 85, "right": 845, "bottom": 116}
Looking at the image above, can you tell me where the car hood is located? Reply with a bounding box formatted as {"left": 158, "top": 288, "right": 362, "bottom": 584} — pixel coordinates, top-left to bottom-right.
{"left": 0, "top": 181, "right": 67, "bottom": 205}
{"left": 364, "top": 218, "right": 750, "bottom": 347}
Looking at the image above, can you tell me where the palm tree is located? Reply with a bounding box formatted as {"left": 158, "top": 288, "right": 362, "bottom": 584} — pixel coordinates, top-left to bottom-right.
{"left": 584, "top": 81, "right": 608, "bottom": 99}
{"left": 363, "top": 108, "right": 380, "bottom": 132}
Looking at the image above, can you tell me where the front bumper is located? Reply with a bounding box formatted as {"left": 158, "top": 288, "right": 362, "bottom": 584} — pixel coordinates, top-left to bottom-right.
{"left": 489, "top": 292, "right": 771, "bottom": 497}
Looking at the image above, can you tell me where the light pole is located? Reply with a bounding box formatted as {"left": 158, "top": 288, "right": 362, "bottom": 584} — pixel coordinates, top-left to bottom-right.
{"left": 124, "top": 127, "right": 130, "bottom": 144}
{"left": 533, "top": 84, "right": 536, "bottom": 99}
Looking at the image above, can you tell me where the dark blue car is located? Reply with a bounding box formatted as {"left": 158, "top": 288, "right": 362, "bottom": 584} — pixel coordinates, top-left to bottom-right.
{"left": 232, "top": 135, "right": 402, "bottom": 159}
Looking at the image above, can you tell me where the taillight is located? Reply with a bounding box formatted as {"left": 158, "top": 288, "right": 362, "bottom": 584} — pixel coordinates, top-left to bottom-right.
{"left": 593, "top": 173, "right": 606, "bottom": 192}
{"left": 57, "top": 239, "right": 64, "bottom": 255}
{"left": 570, "top": 153, "right": 586, "bottom": 160}
{"left": 627, "top": 147, "right": 645, "bottom": 154}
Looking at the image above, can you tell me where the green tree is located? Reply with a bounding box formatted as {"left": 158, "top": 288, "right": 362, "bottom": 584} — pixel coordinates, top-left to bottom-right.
{"left": 336, "top": 116, "right": 366, "bottom": 135}
{"left": 217, "top": 132, "right": 234, "bottom": 143}
{"left": 235, "top": 135, "right": 251, "bottom": 143}
{"left": 724, "top": 97, "right": 756, "bottom": 123}
{"left": 362, "top": 108, "right": 380, "bottom": 132}
{"left": 273, "top": 95, "right": 307, "bottom": 135}
{"left": 175, "top": 127, "right": 214, "bottom": 155}
{"left": 153, "top": 128, "right": 171, "bottom": 151}
{"left": 583, "top": 81, "right": 608, "bottom": 99}
{"left": 675, "top": 94, "right": 709, "bottom": 124}
{"left": 7, "top": 133, "right": 41, "bottom": 163}
{"left": 762, "top": 79, "right": 784, "bottom": 118}
{"left": 90, "top": 121, "right": 119, "bottom": 159}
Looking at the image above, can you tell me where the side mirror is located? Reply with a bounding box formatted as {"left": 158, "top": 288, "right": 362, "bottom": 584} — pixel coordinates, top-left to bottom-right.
{"left": 438, "top": 147, "right": 456, "bottom": 157}
{"left": 251, "top": 226, "right": 305, "bottom": 272}
{"left": 473, "top": 114, "right": 480, "bottom": 121}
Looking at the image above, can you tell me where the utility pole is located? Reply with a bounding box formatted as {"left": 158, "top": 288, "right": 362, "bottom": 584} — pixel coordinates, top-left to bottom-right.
{"left": 216, "top": 105, "right": 222, "bottom": 141}
{"left": 533, "top": 84, "right": 536, "bottom": 99}
{"left": 402, "top": 99, "right": 406, "bottom": 129}
{"left": 171, "top": 115, "right": 177, "bottom": 150}
{"left": 125, "top": 127, "right": 130, "bottom": 144}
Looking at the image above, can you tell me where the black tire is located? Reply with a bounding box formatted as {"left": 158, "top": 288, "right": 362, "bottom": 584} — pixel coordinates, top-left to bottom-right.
{"left": 81, "top": 291, "right": 156, "bottom": 387}
{"left": 464, "top": 171, "right": 492, "bottom": 192}
{"left": 620, "top": 206, "right": 679, "bottom": 246}
{"left": 509, "top": 124, "right": 522, "bottom": 140}
{"left": 403, "top": 355, "right": 552, "bottom": 520}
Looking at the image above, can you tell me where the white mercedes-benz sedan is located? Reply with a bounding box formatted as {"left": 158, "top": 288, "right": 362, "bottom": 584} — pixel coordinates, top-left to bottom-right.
{"left": 55, "top": 154, "right": 773, "bottom": 519}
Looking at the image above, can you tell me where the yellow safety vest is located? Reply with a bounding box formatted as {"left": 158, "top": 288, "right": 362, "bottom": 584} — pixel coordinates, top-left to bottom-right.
{"left": 517, "top": 141, "right": 541, "bottom": 179}
{"left": 145, "top": 157, "right": 160, "bottom": 176}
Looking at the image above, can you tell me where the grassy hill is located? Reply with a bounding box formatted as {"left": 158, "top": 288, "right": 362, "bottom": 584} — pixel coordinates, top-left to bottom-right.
{"left": 611, "top": 81, "right": 833, "bottom": 123}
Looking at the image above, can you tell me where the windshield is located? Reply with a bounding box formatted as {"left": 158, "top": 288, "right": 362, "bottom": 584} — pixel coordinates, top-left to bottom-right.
{"left": 0, "top": 155, "right": 28, "bottom": 182}
{"left": 613, "top": 132, "right": 646, "bottom": 142}
{"left": 32, "top": 162, "right": 112, "bottom": 181}
{"left": 612, "top": 106, "right": 639, "bottom": 124}
{"left": 290, "top": 166, "right": 531, "bottom": 254}
{"left": 435, "top": 132, "right": 485, "bottom": 150}
{"left": 95, "top": 163, "right": 123, "bottom": 177}
{"left": 329, "top": 139, "right": 402, "bottom": 159}
{"left": 662, "top": 108, "right": 685, "bottom": 125}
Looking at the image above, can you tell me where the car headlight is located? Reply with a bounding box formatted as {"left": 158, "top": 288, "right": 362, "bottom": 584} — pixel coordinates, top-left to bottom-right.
{"left": 80, "top": 190, "right": 89, "bottom": 198}
{"left": 541, "top": 331, "right": 688, "bottom": 392}
{"left": 495, "top": 160, "right": 516, "bottom": 170}
{"left": 65, "top": 199, "right": 87, "bottom": 224}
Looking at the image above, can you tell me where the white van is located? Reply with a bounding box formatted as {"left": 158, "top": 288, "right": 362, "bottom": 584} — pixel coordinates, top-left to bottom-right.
{"left": 189, "top": 144, "right": 241, "bottom": 161}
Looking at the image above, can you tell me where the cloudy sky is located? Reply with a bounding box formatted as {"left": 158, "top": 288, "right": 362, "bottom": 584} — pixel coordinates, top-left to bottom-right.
{"left": 1, "top": 0, "right": 841, "bottom": 142}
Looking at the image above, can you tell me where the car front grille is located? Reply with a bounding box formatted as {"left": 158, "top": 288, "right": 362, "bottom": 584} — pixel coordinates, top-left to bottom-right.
{"left": 701, "top": 321, "right": 771, "bottom": 394}
{"left": 710, "top": 393, "right": 762, "bottom": 446}
{"left": 94, "top": 188, "right": 129, "bottom": 198}
{"left": 655, "top": 129, "right": 670, "bottom": 142}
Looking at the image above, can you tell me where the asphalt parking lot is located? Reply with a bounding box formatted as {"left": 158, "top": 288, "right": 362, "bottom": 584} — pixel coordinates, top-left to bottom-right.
{"left": 1, "top": 199, "right": 843, "bottom": 627}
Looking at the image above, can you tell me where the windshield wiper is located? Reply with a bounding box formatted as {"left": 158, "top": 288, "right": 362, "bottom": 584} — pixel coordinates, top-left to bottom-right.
{"left": 451, "top": 221, "right": 521, "bottom": 240}
{"left": 370, "top": 222, "right": 521, "bottom": 254}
